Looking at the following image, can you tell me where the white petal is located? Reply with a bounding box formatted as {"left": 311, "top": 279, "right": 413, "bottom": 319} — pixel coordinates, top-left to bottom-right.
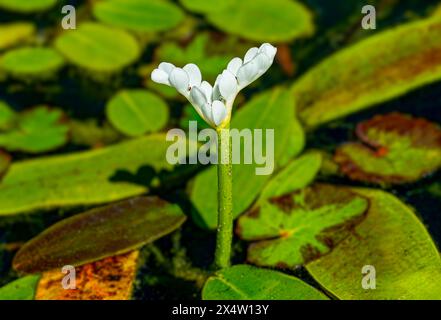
{"left": 190, "top": 86, "right": 207, "bottom": 109}
{"left": 237, "top": 60, "right": 259, "bottom": 89}
{"left": 201, "top": 102, "right": 214, "bottom": 126}
{"left": 211, "top": 100, "right": 227, "bottom": 126}
{"left": 227, "top": 57, "right": 243, "bottom": 76}
{"left": 169, "top": 68, "right": 189, "bottom": 95}
{"left": 212, "top": 74, "right": 222, "bottom": 101}
{"left": 259, "top": 43, "right": 277, "bottom": 61}
{"left": 158, "top": 62, "right": 175, "bottom": 75}
{"left": 255, "top": 52, "right": 272, "bottom": 73}
{"left": 219, "top": 70, "right": 237, "bottom": 100}
{"left": 151, "top": 69, "right": 170, "bottom": 85}
{"left": 183, "top": 63, "right": 202, "bottom": 88}
{"left": 244, "top": 47, "right": 258, "bottom": 63}
{"left": 200, "top": 81, "right": 213, "bottom": 102}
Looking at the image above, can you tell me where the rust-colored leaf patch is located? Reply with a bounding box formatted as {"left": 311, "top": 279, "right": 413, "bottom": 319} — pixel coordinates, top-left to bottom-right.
{"left": 36, "top": 251, "right": 139, "bottom": 300}
{"left": 335, "top": 113, "right": 441, "bottom": 185}
{"left": 0, "top": 149, "right": 11, "bottom": 180}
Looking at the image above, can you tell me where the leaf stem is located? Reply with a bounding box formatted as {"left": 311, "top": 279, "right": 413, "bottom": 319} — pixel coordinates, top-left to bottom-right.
{"left": 215, "top": 124, "right": 233, "bottom": 269}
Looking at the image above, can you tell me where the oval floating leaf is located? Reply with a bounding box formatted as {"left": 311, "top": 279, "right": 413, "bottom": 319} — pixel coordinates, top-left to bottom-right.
{"left": 202, "top": 265, "right": 328, "bottom": 300}
{"left": 0, "top": 106, "right": 69, "bottom": 153}
{"left": 106, "top": 90, "right": 169, "bottom": 137}
{"left": 292, "top": 16, "right": 441, "bottom": 128}
{"left": 179, "top": 0, "right": 234, "bottom": 14}
{"left": 93, "top": 0, "right": 184, "bottom": 33}
{"left": 0, "top": 134, "right": 190, "bottom": 215}
{"left": 36, "top": 251, "right": 139, "bottom": 300}
{"left": 0, "top": 0, "right": 56, "bottom": 13}
{"left": 13, "top": 197, "right": 185, "bottom": 274}
{"left": 307, "top": 189, "right": 441, "bottom": 299}
{"left": 237, "top": 184, "right": 368, "bottom": 268}
{"left": 0, "top": 23, "right": 35, "bottom": 51}
{"left": 190, "top": 88, "right": 305, "bottom": 229}
{"left": 54, "top": 23, "right": 140, "bottom": 73}
{"left": 206, "top": 0, "right": 314, "bottom": 42}
{"left": 258, "top": 152, "right": 322, "bottom": 203}
{"left": 0, "top": 275, "right": 40, "bottom": 300}
{"left": 0, "top": 47, "right": 64, "bottom": 78}
{"left": 335, "top": 113, "right": 441, "bottom": 185}
{"left": 0, "top": 100, "right": 15, "bottom": 130}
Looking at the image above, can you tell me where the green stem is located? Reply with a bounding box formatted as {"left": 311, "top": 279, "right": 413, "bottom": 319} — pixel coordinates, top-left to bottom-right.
{"left": 214, "top": 124, "right": 233, "bottom": 269}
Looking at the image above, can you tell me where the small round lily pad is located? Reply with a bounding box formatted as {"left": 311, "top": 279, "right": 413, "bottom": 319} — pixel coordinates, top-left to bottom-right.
{"left": 0, "top": 23, "right": 35, "bottom": 51}
{"left": 106, "top": 90, "right": 169, "bottom": 137}
{"left": 0, "top": 47, "right": 64, "bottom": 78}
{"left": 93, "top": 0, "right": 184, "bottom": 33}
{"left": 54, "top": 23, "right": 140, "bottom": 73}
{"left": 0, "top": 0, "right": 56, "bottom": 13}
{"left": 335, "top": 113, "right": 441, "bottom": 185}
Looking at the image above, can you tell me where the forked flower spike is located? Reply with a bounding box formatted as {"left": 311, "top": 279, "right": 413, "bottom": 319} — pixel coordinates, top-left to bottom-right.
{"left": 151, "top": 43, "right": 277, "bottom": 128}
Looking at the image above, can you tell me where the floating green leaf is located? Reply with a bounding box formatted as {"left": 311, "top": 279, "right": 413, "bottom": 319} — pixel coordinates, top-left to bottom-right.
{"left": 335, "top": 113, "right": 441, "bottom": 185}
{"left": 237, "top": 184, "right": 368, "bottom": 268}
{"left": 307, "top": 189, "right": 441, "bottom": 299}
{"left": 54, "top": 23, "right": 140, "bottom": 73}
{"left": 258, "top": 152, "right": 322, "bottom": 203}
{"left": 106, "top": 90, "right": 169, "bottom": 137}
{"left": 93, "top": 0, "right": 184, "bottom": 33}
{"left": 179, "top": 0, "right": 234, "bottom": 14}
{"left": 13, "top": 197, "right": 186, "bottom": 274}
{"left": 0, "top": 106, "right": 69, "bottom": 153}
{"left": 0, "top": 47, "right": 64, "bottom": 78}
{"left": 0, "top": 150, "right": 11, "bottom": 178}
{"left": 292, "top": 16, "right": 441, "bottom": 128}
{"left": 0, "top": 134, "right": 189, "bottom": 215}
{"left": 0, "top": 101, "right": 15, "bottom": 130}
{"left": 0, "top": 275, "right": 40, "bottom": 300}
{"left": 202, "top": 265, "right": 328, "bottom": 300}
{"left": 0, "top": 0, "right": 56, "bottom": 13}
{"left": 205, "top": 0, "right": 314, "bottom": 42}
{"left": 190, "top": 88, "right": 304, "bottom": 229}
{"left": 0, "top": 23, "right": 35, "bottom": 51}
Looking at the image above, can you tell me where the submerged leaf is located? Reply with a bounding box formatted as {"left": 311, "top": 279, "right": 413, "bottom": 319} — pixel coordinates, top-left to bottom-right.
{"left": 237, "top": 184, "right": 368, "bottom": 268}
{"left": 335, "top": 113, "right": 441, "bottom": 185}
{"left": 190, "top": 88, "right": 304, "bottom": 229}
{"left": 0, "top": 134, "right": 190, "bottom": 215}
{"left": 307, "top": 189, "right": 441, "bottom": 299}
{"left": 93, "top": 0, "right": 184, "bottom": 33}
{"left": 205, "top": 0, "right": 314, "bottom": 42}
{"left": 0, "top": 275, "right": 40, "bottom": 300}
{"left": 13, "top": 197, "right": 185, "bottom": 274}
{"left": 202, "top": 264, "right": 328, "bottom": 300}
{"left": 0, "top": 106, "right": 69, "bottom": 153}
{"left": 0, "top": 23, "right": 35, "bottom": 51}
{"left": 36, "top": 251, "right": 139, "bottom": 300}
{"left": 293, "top": 16, "right": 441, "bottom": 128}
{"left": 55, "top": 23, "right": 140, "bottom": 73}
{"left": 106, "top": 89, "right": 169, "bottom": 137}
{"left": 0, "top": 47, "right": 64, "bottom": 78}
{"left": 0, "top": 0, "right": 56, "bottom": 13}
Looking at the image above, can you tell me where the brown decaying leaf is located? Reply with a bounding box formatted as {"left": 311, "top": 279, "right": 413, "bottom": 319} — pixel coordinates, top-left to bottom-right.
{"left": 276, "top": 44, "right": 295, "bottom": 76}
{"left": 36, "top": 251, "right": 139, "bottom": 300}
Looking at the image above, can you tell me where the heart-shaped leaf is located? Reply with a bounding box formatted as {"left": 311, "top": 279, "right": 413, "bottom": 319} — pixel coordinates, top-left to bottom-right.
{"left": 13, "top": 197, "right": 185, "bottom": 274}
{"left": 36, "top": 251, "right": 139, "bottom": 300}
{"left": 307, "top": 188, "right": 441, "bottom": 299}
{"left": 106, "top": 89, "right": 169, "bottom": 137}
{"left": 0, "top": 106, "right": 69, "bottom": 153}
{"left": 202, "top": 264, "right": 328, "bottom": 300}
{"left": 0, "top": 23, "right": 35, "bottom": 51}
{"left": 0, "top": 0, "right": 56, "bottom": 13}
{"left": 258, "top": 152, "right": 322, "bottom": 203}
{"left": 205, "top": 0, "right": 314, "bottom": 42}
{"left": 93, "top": 0, "right": 184, "bottom": 33}
{"left": 0, "top": 275, "right": 40, "bottom": 300}
{"left": 237, "top": 184, "right": 368, "bottom": 268}
{"left": 0, "top": 134, "right": 191, "bottom": 215}
{"left": 190, "top": 88, "right": 304, "bottom": 229}
{"left": 0, "top": 47, "right": 64, "bottom": 78}
{"left": 292, "top": 16, "right": 441, "bottom": 128}
{"left": 54, "top": 23, "right": 140, "bottom": 73}
{"left": 335, "top": 113, "right": 441, "bottom": 185}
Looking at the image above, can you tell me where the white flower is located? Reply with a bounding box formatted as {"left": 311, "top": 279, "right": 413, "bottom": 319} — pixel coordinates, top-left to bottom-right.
{"left": 151, "top": 43, "right": 277, "bottom": 128}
